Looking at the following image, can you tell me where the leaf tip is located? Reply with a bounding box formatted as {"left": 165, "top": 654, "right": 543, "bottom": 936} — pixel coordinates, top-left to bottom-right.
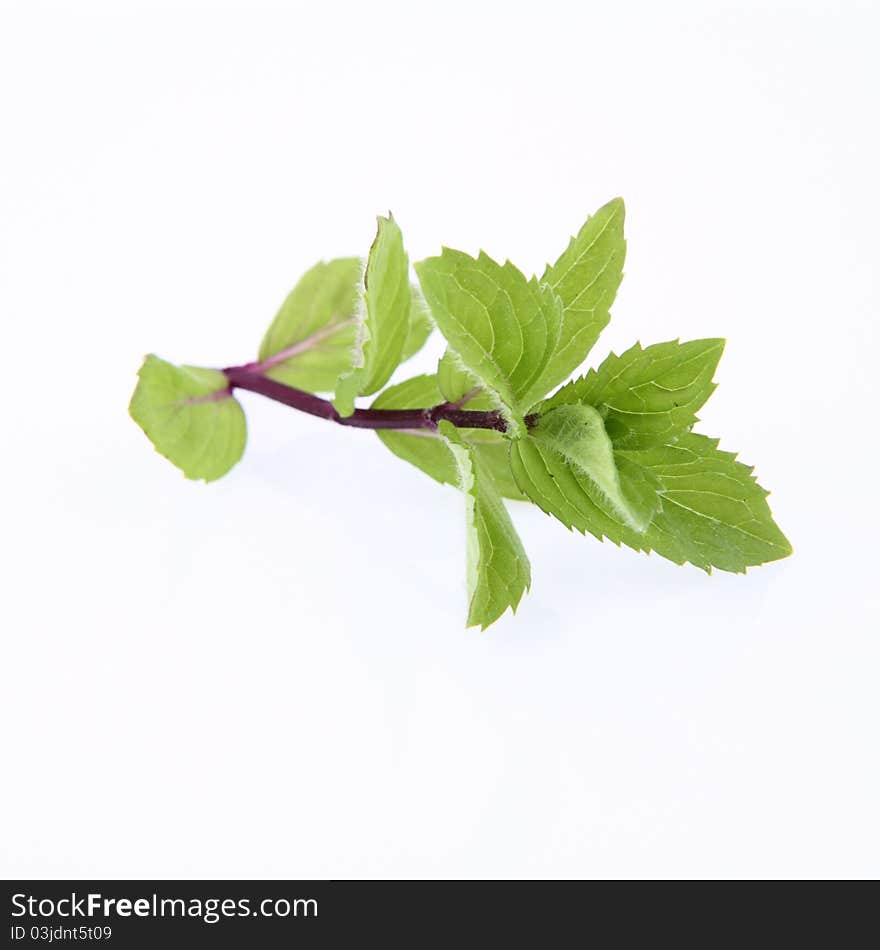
{"left": 605, "top": 195, "right": 626, "bottom": 217}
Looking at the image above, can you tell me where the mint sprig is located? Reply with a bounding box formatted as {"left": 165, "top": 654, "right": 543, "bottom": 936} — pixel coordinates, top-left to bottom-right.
{"left": 129, "top": 200, "right": 792, "bottom": 629}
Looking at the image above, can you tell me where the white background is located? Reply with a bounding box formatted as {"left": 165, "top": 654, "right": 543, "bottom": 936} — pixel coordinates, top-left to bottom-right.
{"left": 2, "top": 0, "right": 878, "bottom": 879}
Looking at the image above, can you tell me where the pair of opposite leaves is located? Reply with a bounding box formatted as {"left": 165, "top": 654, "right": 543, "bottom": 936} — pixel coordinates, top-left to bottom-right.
{"left": 130, "top": 200, "right": 791, "bottom": 629}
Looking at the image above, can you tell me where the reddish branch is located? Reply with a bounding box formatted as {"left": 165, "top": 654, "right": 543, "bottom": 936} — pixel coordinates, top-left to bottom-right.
{"left": 222, "top": 365, "right": 519, "bottom": 433}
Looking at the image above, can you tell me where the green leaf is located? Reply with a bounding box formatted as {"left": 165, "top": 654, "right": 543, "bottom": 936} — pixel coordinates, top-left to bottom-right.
{"left": 437, "top": 348, "right": 480, "bottom": 405}
{"left": 414, "top": 250, "right": 563, "bottom": 435}
{"left": 543, "top": 339, "right": 725, "bottom": 449}
{"left": 257, "top": 257, "right": 362, "bottom": 393}
{"left": 619, "top": 435, "right": 792, "bottom": 571}
{"left": 257, "top": 249, "right": 428, "bottom": 399}
{"left": 360, "top": 214, "right": 413, "bottom": 394}
{"left": 433, "top": 353, "right": 525, "bottom": 498}
{"left": 461, "top": 433, "right": 526, "bottom": 501}
{"left": 436, "top": 349, "right": 498, "bottom": 408}
{"left": 332, "top": 367, "right": 361, "bottom": 419}
{"left": 529, "top": 404, "right": 658, "bottom": 530}
{"left": 402, "top": 286, "right": 434, "bottom": 361}
{"left": 440, "top": 422, "right": 531, "bottom": 629}
{"left": 372, "top": 374, "right": 525, "bottom": 500}
{"left": 334, "top": 215, "right": 412, "bottom": 415}
{"left": 372, "top": 375, "right": 458, "bottom": 486}
{"left": 129, "top": 355, "right": 246, "bottom": 482}
{"left": 511, "top": 431, "right": 791, "bottom": 572}
{"left": 528, "top": 197, "right": 626, "bottom": 403}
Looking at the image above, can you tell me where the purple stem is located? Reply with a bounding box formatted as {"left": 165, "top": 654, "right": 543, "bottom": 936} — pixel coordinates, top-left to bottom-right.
{"left": 223, "top": 365, "right": 515, "bottom": 432}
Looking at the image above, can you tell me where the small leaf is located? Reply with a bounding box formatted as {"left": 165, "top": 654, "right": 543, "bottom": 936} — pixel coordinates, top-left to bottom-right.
{"left": 332, "top": 366, "right": 362, "bottom": 419}
{"left": 511, "top": 431, "right": 791, "bottom": 572}
{"left": 129, "top": 355, "right": 246, "bottom": 482}
{"left": 440, "top": 423, "right": 531, "bottom": 629}
{"left": 528, "top": 198, "right": 626, "bottom": 403}
{"left": 529, "top": 404, "right": 658, "bottom": 530}
{"left": 372, "top": 374, "right": 525, "bottom": 500}
{"left": 334, "top": 215, "right": 412, "bottom": 415}
{"left": 437, "top": 349, "right": 500, "bottom": 409}
{"left": 437, "top": 348, "right": 481, "bottom": 405}
{"left": 414, "top": 250, "right": 563, "bottom": 435}
{"left": 544, "top": 338, "right": 725, "bottom": 449}
{"left": 257, "top": 257, "right": 362, "bottom": 393}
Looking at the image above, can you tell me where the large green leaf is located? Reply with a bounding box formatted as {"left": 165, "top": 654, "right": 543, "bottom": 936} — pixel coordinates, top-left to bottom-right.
{"left": 543, "top": 339, "right": 724, "bottom": 449}
{"left": 372, "top": 374, "right": 525, "bottom": 500}
{"left": 511, "top": 431, "right": 791, "bottom": 572}
{"left": 440, "top": 423, "right": 531, "bottom": 629}
{"left": 414, "top": 250, "right": 563, "bottom": 434}
{"left": 257, "top": 257, "right": 362, "bottom": 393}
{"left": 129, "top": 355, "right": 246, "bottom": 482}
{"left": 335, "top": 215, "right": 412, "bottom": 415}
{"left": 528, "top": 197, "right": 626, "bottom": 403}
{"left": 620, "top": 435, "right": 792, "bottom": 571}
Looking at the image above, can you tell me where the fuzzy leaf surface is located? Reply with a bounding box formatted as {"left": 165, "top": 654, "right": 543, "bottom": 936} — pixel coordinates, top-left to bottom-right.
{"left": 529, "top": 404, "right": 658, "bottom": 530}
